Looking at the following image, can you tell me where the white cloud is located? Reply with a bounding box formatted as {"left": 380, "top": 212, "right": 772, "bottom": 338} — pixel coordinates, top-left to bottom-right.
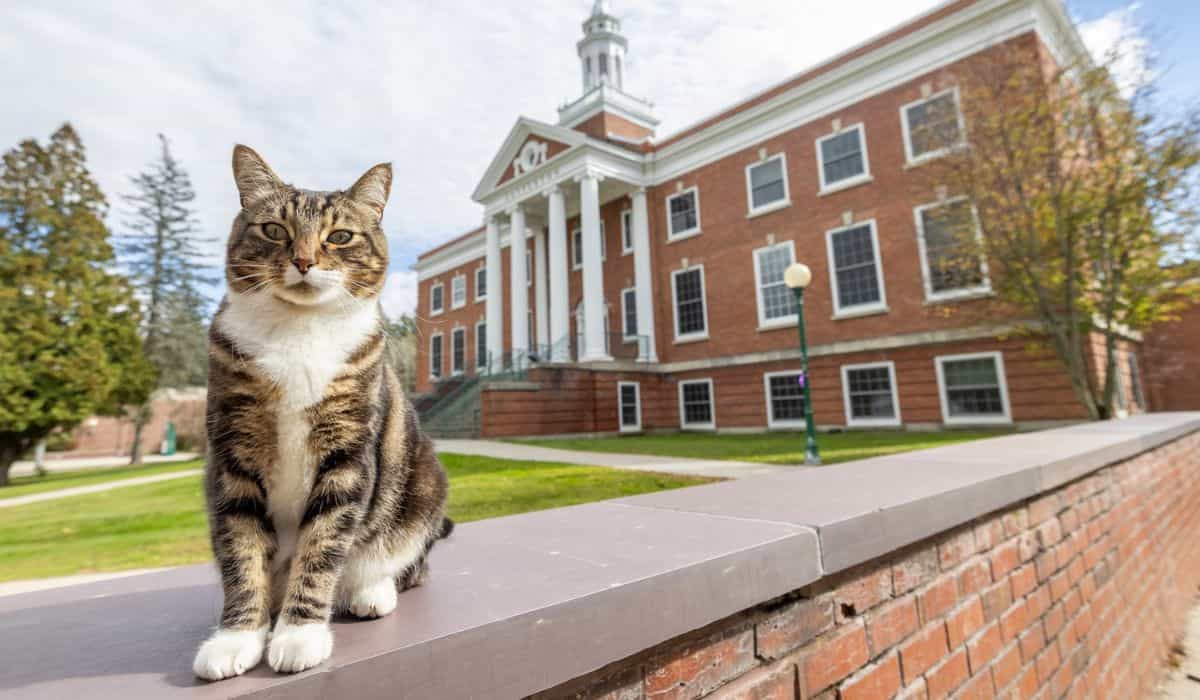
{"left": 0, "top": 0, "right": 946, "bottom": 316}
{"left": 380, "top": 270, "right": 420, "bottom": 319}
{"left": 1077, "top": 2, "right": 1154, "bottom": 97}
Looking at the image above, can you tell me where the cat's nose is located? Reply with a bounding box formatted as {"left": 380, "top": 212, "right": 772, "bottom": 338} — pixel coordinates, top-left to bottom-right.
{"left": 292, "top": 257, "right": 314, "bottom": 274}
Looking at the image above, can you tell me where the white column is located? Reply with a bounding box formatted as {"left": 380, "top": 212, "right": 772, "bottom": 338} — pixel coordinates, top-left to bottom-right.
{"left": 546, "top": 186, "right": 570, "bottom": 362}
{"left": 631, "top": 188, "right": 658, "bottom": 362}
{"left": 578, "top": 171, "right": 611, "bottom": 362}
{"left": 533, "top": 226, "right": 549, "bottom": 354}
{"left": 485, "top": 216, "right": 503, "bottom": 372}
{"left": 508, "top": 205, "right": 529, "bottom": 362}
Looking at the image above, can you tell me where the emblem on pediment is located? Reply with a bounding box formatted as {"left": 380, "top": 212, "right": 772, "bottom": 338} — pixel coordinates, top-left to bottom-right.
{"left": 512, "top": 140, "right": 550, "bottom": 177}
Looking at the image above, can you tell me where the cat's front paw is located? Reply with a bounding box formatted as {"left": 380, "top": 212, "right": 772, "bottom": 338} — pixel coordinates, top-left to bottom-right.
{"left": 348, "top": 578, "right": 398, "bottom": 619}
{"left": 267, "top": 622, "right": 333, "bottom": 673}
{"left": 193, "top": 626, "right": 268, "bottom": 681}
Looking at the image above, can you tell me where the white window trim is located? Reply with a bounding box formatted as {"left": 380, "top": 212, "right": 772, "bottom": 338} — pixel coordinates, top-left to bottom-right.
{"left": 450, "top": 327, "right": 466, "bottom": 376}
{"left": 678, "top": 378, "right": 716, "bottom": 431}
{"left": 934, "top": 351, "right": 1012, "bottom": 426}
{"left": 744, "top": 153, "right": 791, "bottom": 218}
{"left": 474, "top": 266, "right": 487, "bottom": 303}
{"left": 620, "top": 209, "right": 634, "bottom": 255}
{"left": 450, "top": 274, "right": 467, "bottom": 310}
{"left": 475, "top": 319, "right": 487, "bottom": 369}
{"left": 665, "top": 186, "right": 702, "bottom": 242}
{"left": 914, "top": 197, "right": 991, "bottom": 303}
{"left": 900, "top": 86, "right": 966, "bottom": 167}
{"left": 429, "top": 332, "right": 444, "bottom": 379}
{"left": 815, "top": 122, "right": 874, "bottom": 194}
{"left": 752, "top": 241, "right": 798, "bottom": 330}
{"left": 429, "top": 282, "right": 444, "bottom": 316}
{"left": 617, "top": 381, "right": 642, "bottom": 433}
{"left": 763, "top": 369, "right": 808, "bottom": 429}
{"left": 825, "top": 219, "right": 889, "bottom": 319}
{"left": 841, "top": 361, "right": 902, "bottom": 428}
{"left": 620, "top": 287, "right": 638, "bottom": 343}
{"left": 671, "top": 264, "right": 710, "bottom": 344}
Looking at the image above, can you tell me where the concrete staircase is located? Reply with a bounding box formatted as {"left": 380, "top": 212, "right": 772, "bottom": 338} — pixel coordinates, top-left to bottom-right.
{"left": 418, "top": 376, "right": 483, "bottom": 438}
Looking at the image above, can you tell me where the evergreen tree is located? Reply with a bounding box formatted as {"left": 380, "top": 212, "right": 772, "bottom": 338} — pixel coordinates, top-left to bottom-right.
{"left": 0, "top": 124, "right": 154, "bottom": 485}
{"left": 118, "top": 134, "right": 215, "bottom": 463}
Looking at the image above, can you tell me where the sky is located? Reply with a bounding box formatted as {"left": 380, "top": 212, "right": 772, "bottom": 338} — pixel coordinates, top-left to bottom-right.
{"left": 0, "top": 0, "right": 1188, "bottom": 318}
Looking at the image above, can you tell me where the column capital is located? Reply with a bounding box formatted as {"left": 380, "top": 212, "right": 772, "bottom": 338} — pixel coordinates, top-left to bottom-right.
{"left": 573, "top": 169, "right": 604, "bottom": 184}
{"left": 505, "top": 202, "right": 525, "bottom": 217}
{"left": 629, "top": 187, "right": 647, "bottom": 199}
{"left": 542, "top": 184, "right": 562, "bottom": 198}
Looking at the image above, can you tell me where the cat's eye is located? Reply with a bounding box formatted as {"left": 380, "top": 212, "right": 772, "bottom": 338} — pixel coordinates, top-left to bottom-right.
{"left": 327, "top": 230, "right": 354, "bottom": 245}
{"left": 262, "top": 223, "right": 288, "bottom": 242}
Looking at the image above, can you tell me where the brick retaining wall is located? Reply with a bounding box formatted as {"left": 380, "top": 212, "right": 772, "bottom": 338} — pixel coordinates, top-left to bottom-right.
{"left": 532, "top": 431, "right": 1200, "bottom": 700}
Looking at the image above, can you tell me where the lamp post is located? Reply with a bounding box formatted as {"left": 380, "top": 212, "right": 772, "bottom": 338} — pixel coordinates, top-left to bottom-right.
{"left": 784, "top": 263, "right": 821, "bottom": 466}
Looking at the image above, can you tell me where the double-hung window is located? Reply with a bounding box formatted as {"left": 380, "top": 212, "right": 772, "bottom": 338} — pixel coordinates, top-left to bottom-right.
{"left": 678, "top": 378, "right": 715, "bottom": 430}
{"left": 429, "top": 334, "right": 443, "bottom": 379}
{"left": 671, "top": 266, "right": 708, "bottom": 342}
{"left": 621, "top": 209, "right": 634, "bottom": 254}
{"left": 430, "top": 283, "right": 444, "bottom": 315}
{"left": 816, "top": 124, "right": 870, "bottom": 191}
{"left": 935, "top": 352, "right": 1011, "bottom": 424}
{"left": 475, "top": 321, "right": 487, "bottom": 369}
{"left": 841, "top": 362, "right": 900, "bottom": 426}
{"left": 915, "top": 198, "right": 989, "bottom": 301}
{"left": 474, "top": 267, "right": 487, "bottom": 302}
{"left": 571, "top": 222, "right": 606, "bottom": 270}
{"left": 745, "top": 154, "right": 789, "bottom": 215}
{"left": 763, "top": 371, "right": 807, "bottom": 428}
{"left": 451, "top": 328, "right": 465, "bottom": 375}
{"left": 618, "top": 382, "right": 641, "bottom": 433}
{"left": 753, "top": 242, "right": 797, "bottom": 329}
{"left": 666, "top": 188, "right": 700, "bottom": 240}
{"left": 826, "top": 220, "right": 887, "bottom": 316}
{"left": 451, "top": 275, "right": 466, "bottom": 309}
{"left": 902, "top": 88, "right": 964, "bottom": 164}
{"left": 621, "top": 287, "right": 638, "bottom": 342}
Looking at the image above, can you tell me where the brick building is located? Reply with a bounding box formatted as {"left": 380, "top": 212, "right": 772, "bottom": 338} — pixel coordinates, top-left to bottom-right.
{"left": 413, "top": 0, "right": 1152, "bottom": 437}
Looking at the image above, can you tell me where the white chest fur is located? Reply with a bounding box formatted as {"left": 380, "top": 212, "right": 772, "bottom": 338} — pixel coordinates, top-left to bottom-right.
{"left": 217, "top": 293, "right": 380, "bottom": 568}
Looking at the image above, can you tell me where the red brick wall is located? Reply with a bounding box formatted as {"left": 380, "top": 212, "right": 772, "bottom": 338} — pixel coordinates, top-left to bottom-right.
{"left": 62, "top": 391, "right": 206, "bottom": 458}
{"left": 531, "top": 430, "right": 1200, "bottom": 699}
{"left": 1144, "top": 301, "right": 1200, "bottom": 411}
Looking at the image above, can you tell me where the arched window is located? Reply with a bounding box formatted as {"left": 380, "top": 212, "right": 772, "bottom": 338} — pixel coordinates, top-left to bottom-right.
{"left": 615, "top": 55, "right": 623, "bottom": 88}
{"left": 584, "top": 56, "right": 592, "bottom": 86}
{"left": 599, "top": 53, "right": 609, "bottom": 79}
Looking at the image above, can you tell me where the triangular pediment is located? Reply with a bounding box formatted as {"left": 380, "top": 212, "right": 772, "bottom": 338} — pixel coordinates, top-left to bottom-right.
{"left": 471, "top": 117, "right": 587, "bottom": 202}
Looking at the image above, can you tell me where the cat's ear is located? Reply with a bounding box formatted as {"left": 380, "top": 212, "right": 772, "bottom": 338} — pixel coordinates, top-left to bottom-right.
{"left": 231, "top": 145, "right": 284, "bottom": 208}
{"left": 348, "top": 163, "right": 392, "bottom": 219}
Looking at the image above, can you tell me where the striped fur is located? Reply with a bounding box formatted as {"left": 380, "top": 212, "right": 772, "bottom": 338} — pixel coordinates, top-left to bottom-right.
{"left": 193, "top": 146, "right": 450, "bottom": 681}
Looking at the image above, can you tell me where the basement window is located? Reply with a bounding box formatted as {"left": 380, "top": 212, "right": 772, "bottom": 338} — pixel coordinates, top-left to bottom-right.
{"left": 679, "top": 379, "right": 715, "bottom": 430}
{"left": 618, "top": 382, "right": 641, "bottom": 433}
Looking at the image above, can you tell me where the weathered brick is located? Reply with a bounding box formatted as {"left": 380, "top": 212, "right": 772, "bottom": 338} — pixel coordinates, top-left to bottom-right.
{"left": 897, "top": 677, "right": 929, "bottom": 700}
{"left": 980, "top": 580, "right": 1013, "bottom": 622}
{"left": 839, "top": 653, "right": 901, "bottom": 700}
{"left": 866, "top": 597, "right": 919, "bottom": 655}
{"left": 1048, "top": 571, "right": 1071, "bottom": 602}
{"left": 991, "top": 642, "right": 1023, "bottom": 690}
{"left": 1036, "top": 518, "right": 1063, "bottom": 549}
{"left": 1001, "top": 507, "right": 1029, "bottom": 538}
{"left": 1025, "top": 586, "right": 1051, "bottom": 620}
{"left": 1028, "top": 494, "right": 1059, "bottom": 525}
{"left": 801, "top": 621, "right": 869, "bottom": 695}
{"left": 946, "top": 599, "right": 985, "bottom": 648}
{"left": 973, "top": 516, "right": 1005, "bottom": 551}
{"left": 645, "top": 626, "right": 757, "bottom": 700}
{"left": 949, "top": 670, "right": 994, "bottom": 700}
{"left": 999, "top": 600, "right": 1029, "bottom": 643}
{"left": 1009, "top": 564, "right": 1037, "bottom": 598}
{"left": 1034, "top": 640, "right": 1062, "bottom": 684}
{"left": 1016, "top": 531, "right": 1040, "bottom": 563}
{"left": 711, "top": 662, "right": 796, "bottom": 700}
{"left": 899, "top": 623, "right": 950, "bottom": 685}
{"left": 756, "top": 597, "right": 834, "bottom": 660}
{"left": 925, "top": 648, "right": 970, "bottom": 700}
{"left": 1018, "top": 626, "right": 1046, "bottom": 663}
{"left": 918, "top": 577, "right": 959, "bottom": 624}
{"left": 1042, "top": 603, "right": 1065, "bottom": 640}
{"left": 965, "top": 622, "right": 1003, "bottom": 673}
{"left": 989, "top": 540, "right": 1020, "bottom": 580}
{"left": 835, "top": 565, "right": 893, "bottom": 621}
{"left": 893, "top": 547, "right": 939, "bottom": 595}
{"left": 938, "top": 529, "right": 977, "bottom": 571}
{"left": 957, "top": 558, "right": 992, "bottom": 597}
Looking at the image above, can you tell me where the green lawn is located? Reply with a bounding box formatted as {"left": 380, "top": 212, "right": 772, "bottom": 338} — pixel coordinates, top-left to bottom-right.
{"left": 0, "top": 454, "right": 712, "bottom": 582}
{"left": 515, "top": 430, "right": 1012, "bottom": 466}
{"left": 0, "top": 459, "right": 203, "bottom": 500}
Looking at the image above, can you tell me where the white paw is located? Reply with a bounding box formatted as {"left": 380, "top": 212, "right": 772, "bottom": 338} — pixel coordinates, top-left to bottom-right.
{"left": 348, "top": 579, "right": 398, "bottom": 619}
{"left": 192, "top": 626, "right": 268, "bottom": 681}
{"left": 267, "top": 622, "right": 333, "bottom": 674}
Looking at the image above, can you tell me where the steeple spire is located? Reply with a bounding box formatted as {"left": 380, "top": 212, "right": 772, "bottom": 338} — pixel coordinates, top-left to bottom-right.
{"left": 578, "top": 0, "right": 627, "bottom": 92}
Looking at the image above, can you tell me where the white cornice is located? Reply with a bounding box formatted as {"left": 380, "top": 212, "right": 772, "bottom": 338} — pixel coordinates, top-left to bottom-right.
{"left": 471, "top": 117, "right": 588, "bottom": 203}
{"left": 558, "top": 84, "right": 659, "bottom": 130}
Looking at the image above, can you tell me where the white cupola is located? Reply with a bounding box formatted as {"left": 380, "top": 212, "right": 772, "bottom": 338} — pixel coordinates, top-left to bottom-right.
{"left": 578, "top": 0, "right": 628, "bottom": 92}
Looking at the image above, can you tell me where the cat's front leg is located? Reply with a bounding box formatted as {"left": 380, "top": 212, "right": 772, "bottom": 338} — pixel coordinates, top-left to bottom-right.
{"left": 267, "top": 453, "right": 367, "bottom": 674}
{"left": 193, "top": 463, "right": 277, "bottom": 681}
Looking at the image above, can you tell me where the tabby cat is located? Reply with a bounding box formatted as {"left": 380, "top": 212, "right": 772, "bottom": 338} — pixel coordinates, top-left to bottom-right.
{"left": 192, "top": 146, "right": 451, "bottom": 681}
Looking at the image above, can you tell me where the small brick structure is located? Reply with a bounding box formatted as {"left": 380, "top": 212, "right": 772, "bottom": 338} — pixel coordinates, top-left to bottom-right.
{"left": 534, "top": 429, "right": 1200, "bottom": 700}
{"left": 0, "top": 414, "right": 1196, "bottom": 699}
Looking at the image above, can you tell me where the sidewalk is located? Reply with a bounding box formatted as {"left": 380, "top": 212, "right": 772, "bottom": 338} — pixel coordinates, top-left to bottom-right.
{"left": 8, "top": 452, "right": 199, "bottom": 478}
{"left": 0, "top": 469, "right": 203, "bottom": 509}
{"left": 0, "top": 567, "right": 174, "bottom": 598}
{"left": 435, "top": 439, "right": 793, "bottom": 479}
{"left": 1159, "top": 602, "right": 1200, "bottom": 698}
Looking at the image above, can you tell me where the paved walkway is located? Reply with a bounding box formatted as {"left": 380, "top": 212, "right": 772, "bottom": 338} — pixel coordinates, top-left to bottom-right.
{"left": 0, "top": 469, "right": 203, "bottom": 509}
{"left": 435, "top": 439, "right": 791, "bottom": 479}
{"left": 1159, "top": 603, "right": 1200, "bottom": 698}
{"left": 9, "top": 452, "right": 199, "bottom": 478}
{"left": 0, "top": 567, "right": 173, "bottom": 598}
